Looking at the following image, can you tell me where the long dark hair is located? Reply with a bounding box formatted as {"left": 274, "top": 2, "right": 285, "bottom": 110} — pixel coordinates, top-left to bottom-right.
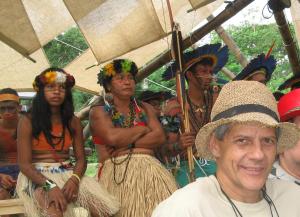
{"left": 31, "top": 67, "right": 74, "bottom": 145}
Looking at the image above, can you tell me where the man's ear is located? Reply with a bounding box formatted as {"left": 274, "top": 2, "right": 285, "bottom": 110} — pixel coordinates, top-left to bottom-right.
{"left": 186, "top": 71, "right": 193, "bottom": 81}
{"left": 17, "top": 105, "right": 22, "bottom": 113}
{"left": 208, "top": 134, "right": 221, "bottom": 158}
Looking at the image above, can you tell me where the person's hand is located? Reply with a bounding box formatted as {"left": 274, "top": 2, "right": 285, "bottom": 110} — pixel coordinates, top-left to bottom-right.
{"left": 0, "top": 174, "right": 16, "bottom": 189}
{"left": 135, "top": 125, "right": 151, "bottom": 134}
{"left": 62, "top": 177, "right": 79, "bottom": 203}
{"left": 179, "top": 132, "right": 195, "bottom": 149}
{"left": 47, "top": 186, "right": 68, "bottom": 212}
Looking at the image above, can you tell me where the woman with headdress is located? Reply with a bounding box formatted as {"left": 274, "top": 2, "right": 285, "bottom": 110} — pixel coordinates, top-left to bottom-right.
{"left": 16, "top": 68, "right": 119, "bottom": 217}
{"left": 233, "top": 53, "right": 276, "bottom": 84}
{"left": 90, "top": 59, "right": 177, "bottom": 217}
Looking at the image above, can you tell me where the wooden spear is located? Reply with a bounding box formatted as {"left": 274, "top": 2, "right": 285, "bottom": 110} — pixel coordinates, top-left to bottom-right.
{"left": 166, "top": 0, "right": 195, "bottom": 182}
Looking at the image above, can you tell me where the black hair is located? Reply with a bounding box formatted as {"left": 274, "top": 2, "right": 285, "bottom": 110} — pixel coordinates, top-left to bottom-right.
{"left": 0, "top": 88, "right": 19, "bottom": 96}
{"left": 99, "top": 59, "right": 138, "bottom": 92}
{"left": 31, "top": 67, "right": 74, "bottom": 145}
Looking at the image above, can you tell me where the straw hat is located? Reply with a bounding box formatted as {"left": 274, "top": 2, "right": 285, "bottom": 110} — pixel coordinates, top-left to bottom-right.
{"left": 195, "top": 80, "right": 300, "bottom": 160}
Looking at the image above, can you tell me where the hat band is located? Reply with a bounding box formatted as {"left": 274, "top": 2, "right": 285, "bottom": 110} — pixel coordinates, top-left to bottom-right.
{"left": 212, "top": 104, "right": 279, "bottom": 122}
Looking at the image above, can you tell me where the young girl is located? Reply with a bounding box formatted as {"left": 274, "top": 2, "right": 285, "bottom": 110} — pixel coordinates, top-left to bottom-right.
{"left": 16, "top": 68, "right": 119, "bottom": 217}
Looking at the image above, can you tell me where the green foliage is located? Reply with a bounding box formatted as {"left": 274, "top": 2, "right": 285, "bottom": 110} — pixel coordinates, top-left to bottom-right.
{"left": 43, "top": 27, "right": 89, "bottom": 68}
{"left": 210, "top": 23, "right": 296, "bottom": 91}
{"left": 135, "top": 65, "right": 176, "bottom": 97}
{"left": 72, "top": 89, "right": 93, "bottom": 112}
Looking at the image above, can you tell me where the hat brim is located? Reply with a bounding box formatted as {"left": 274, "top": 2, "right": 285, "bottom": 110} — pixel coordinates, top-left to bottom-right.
{"left": 281, "top": 109, "right": 300, "bottom": 122}
{"left": 195, "top": 112, "right": 300, "bottom": 160}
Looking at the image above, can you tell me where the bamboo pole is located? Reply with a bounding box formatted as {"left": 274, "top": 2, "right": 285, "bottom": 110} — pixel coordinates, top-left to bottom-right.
{"left": 136, "top": 0, "right": 254, "bottom": 81}
{"left": 207, "top": 15, "right": 249, "bottom": 68}
{"left": 290, "top": 0, "right": 300, "bottom": 47}
{"left": 273, "top": 10, "right": 300, "bottom": 74}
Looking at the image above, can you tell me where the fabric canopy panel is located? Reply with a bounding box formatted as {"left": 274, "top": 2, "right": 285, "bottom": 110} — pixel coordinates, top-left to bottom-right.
{"left": 189, "top": 0, "right": 219, "bottom": 10}
{"left": 64, "top": 37, "right": 171, "bottom": 94}
{"left": 65, "top": 0, "right": 224, "bottom": 93}
{"left": 22, "top": 0, "right": 75, "bottom": 46}
{"left": 0, "top": 42, "right": 49, "bottom": 91}
{"left": 153, "top": 0, "right": 223, "bottom": 37}
{"left": 0, "top": 0, "right": 74, "bottom": 58}
{"left": 0, "top": 0, "right": 40, "bottom": 56}
{"left": 64, "top": 0, "right": 167, "bottom": 64}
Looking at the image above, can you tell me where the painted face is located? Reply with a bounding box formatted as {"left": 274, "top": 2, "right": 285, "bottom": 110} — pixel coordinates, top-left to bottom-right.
{"left": 249, "top": 72, "right": 267, "bottom": 84}
{"left": 0, "top": 100, "right": 20, "bottom": 120}
{"left": 44, "top": 83, "right": 66, "bottom": 106}
{"left": 281, "top": 116, "right": 300, "bottom": 164}
{"left": 191, "top": 64, "right": 213, "bottom": 89}
{"left": 211, "top": 123, "right": 277, "bottom": 194}
{"left": 109, "top": 72, "right": 135, "bottom": 98}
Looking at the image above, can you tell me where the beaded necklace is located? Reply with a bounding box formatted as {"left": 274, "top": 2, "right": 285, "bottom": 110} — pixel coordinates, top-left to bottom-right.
{"left": 104, "top": 99, "right": 147, "bottom": 184}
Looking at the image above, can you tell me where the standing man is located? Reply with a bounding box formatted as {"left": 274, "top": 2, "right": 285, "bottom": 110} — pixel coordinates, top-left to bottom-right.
{"left": 233, "top": 53, "right": 276, "bottom": 84}
{"left": 153, "top": 81, "right": 300, "bottom": 217}
{"left": 162, "top": 43, "right": 229, "bottom": 186}
{"left": 270, "top": 88, "right": 300, "bottom": 184}
{"left": 0, "top": 88, "right": 21, "bottom": 202}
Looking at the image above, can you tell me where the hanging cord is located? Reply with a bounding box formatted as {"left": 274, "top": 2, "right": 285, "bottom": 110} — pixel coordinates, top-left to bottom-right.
{"left": 262, "top": 2, "right": 273, "bottom": 19}
{"left": 216, "top": 174, "right": 280, "bottom": 217}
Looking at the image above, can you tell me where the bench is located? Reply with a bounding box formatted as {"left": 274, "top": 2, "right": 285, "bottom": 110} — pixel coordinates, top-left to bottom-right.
{"left": 0, "top": 199, "right": 24, "bottom": 215}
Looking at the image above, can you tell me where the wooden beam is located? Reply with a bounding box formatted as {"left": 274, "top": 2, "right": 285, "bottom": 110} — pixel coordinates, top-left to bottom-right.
{"left": 273, "top": 10, "right": 300, "bottom": 75}
{"left": 136, "top": 0, "right": 254, "bottom": 81}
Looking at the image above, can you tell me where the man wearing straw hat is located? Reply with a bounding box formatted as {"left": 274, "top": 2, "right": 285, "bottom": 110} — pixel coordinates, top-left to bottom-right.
{"left": 269, "top": 88, "right": 300, "bottom": 185}
{"left": 153, "top": 80, "right": 300, "bottom": 217}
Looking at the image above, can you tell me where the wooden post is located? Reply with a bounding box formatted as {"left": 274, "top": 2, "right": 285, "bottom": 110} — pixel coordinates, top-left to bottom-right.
{"left": 290, "top": 0, "right": 300, "bottom": 47}
{"left": 273, "top": 9, "right": 300, "bottom": 74}
{"left": 136, "top": 0, "right": 254, "bottom": 81}
{"left": 207, "top": 15, "right": 249, "bottom": 68}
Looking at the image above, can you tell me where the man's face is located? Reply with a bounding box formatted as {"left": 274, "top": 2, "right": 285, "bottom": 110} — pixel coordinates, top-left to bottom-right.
{"left": 211, "top": 123, "right": 277, "bottom": 194}
{"left": 249, "top": 72, "right": 267, "bottom": 84}
{"left": 281, "top": 116, "right": 300, "bottom": 164}
{"left": 0, "top": 100, "right": 20, "bottom": 120}
{"left": 189, "top": 64, "right": 213, "bottom": 89}
{"left": 109, "top": 72, "right": 135, "bottom": 99}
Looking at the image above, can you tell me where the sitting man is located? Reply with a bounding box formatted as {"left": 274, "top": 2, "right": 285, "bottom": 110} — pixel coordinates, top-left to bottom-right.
{"left": 233, "top": 53, "right": 276, "bottom": 84}
{"left": 0, "top": 88, "right": 21, "bottom": 202}
{"left": 153, "top": 80, "right": 300, "bottom": 217}
{"left": 270, "top": 88, "right": 300, "bottom": 184}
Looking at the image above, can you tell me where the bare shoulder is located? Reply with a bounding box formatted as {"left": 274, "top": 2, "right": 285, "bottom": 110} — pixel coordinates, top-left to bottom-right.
{"left": 19, "top": 114, "right": 32, "bottom": 127}
{"left": 89, "top": 105, "right": 105, "bottom": 119}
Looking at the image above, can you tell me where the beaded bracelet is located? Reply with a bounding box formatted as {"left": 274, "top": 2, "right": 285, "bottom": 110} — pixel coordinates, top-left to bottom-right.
{"left": 71, "top": 173, "right": 81, "bottom": 183}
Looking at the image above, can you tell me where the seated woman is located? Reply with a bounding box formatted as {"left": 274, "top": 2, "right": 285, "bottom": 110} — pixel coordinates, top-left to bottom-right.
{"left": 0, "top": 88, "right": 21, "bottom": 209}
{"left": 90, "top": 59, "right": 178, "bottom": 217}
{"left": 16, "top": 68, "right": 119, "bottom": 217}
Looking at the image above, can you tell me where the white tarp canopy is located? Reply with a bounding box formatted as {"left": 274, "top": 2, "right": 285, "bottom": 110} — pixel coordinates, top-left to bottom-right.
{"left": 0, "top": 0, "right": 223, "bottom": 94}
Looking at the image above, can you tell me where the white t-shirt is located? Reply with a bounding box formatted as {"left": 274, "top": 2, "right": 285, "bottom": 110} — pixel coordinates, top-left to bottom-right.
{"left": 152, "top": 175, "right": 300, "bottom": 217}
{"left": 269, "top": 161, "right": 300, "bottom": 185}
